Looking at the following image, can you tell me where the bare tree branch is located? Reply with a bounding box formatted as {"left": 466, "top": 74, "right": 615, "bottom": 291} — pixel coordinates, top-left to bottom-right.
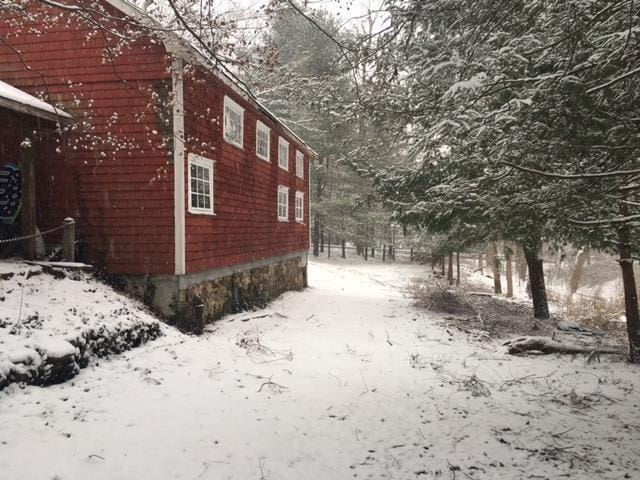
{"left": 500, "top": 161, "right": 640, "bottom": 180}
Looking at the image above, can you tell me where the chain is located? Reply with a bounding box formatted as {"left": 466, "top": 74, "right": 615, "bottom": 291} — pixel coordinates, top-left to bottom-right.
{"left": 0, "top": 223, "right": 69, "bottom": 245}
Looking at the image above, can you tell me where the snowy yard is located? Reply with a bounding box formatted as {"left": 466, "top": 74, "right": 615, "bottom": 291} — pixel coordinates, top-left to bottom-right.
{"left": 1, "top": 257, "right": 639, "bottom": 480}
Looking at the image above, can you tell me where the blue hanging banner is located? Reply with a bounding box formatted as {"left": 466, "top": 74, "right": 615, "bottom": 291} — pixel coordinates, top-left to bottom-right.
{"left": 0, "top": 162, "right": 22, "bottom": 224}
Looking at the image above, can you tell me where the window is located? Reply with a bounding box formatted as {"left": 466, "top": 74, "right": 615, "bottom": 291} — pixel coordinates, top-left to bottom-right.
{"left": 296, "top": 151, "right": 304, "bottom": 178}
{"left": 223, "top": 96, "right": 244, "bottom": 148}
{"left": 256, "top": 121, "right": 270, "bottom": 161}
{"left": 295, "top": 191, "right": 304, "bottom": 222}
{"left": 278, "top": 137, "right": 289, "bottom": 170}
{"left": 277, "top": 185, "right": 289, "bottom": 221}
{"left": 188, "top": 153, "right": 214, "bottom": 215}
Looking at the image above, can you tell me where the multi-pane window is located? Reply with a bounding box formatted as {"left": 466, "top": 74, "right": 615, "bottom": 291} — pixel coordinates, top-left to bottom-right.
{"left": 256, "top": 121, "right": 270, "bottom": 161}
{"left": 188, "top": 153, "right": 214, "bottom": 215}
{"left": 296, "top": 151, "right": 304, "bottom": 178}
{"left": 277, "top": 185, "right": 289, "bottom": 221}
{"left": 278, "top": 137, "right": 289, "bottom": 170}
{"left": 295, "top": 191, "right": 304, "bottom": 222}
{"left": 223, "top": 96, "right": 244, "bottom": 148}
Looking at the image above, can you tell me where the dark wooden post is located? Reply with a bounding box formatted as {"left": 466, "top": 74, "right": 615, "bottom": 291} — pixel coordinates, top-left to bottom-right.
{"left": 20, "top": 133, "right": 37, "bottom": 260}
{"left": 62, "top": 217, "right": 76, "bottom": 262}
{"left": 341, "top": 239, "right": 346, "bottom": 258}
{"left": 19, "top": 127, "right": 37, "bottom": 260}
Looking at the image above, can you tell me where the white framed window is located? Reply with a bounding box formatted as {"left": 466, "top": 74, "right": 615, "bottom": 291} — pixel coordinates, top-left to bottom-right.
{"left": 277, "top": 185, "right": 289, "bottom": 221}
{"left": 295, "top": 191, "right": 304, "bottom": 222}
{"left": 223, "top": 96, "right": 244, "bottom": 149}
{"left": 278, "top": 137, "right": 289, "bottom": 170}
{"left": 256, "top": 120, "right": 270, "bottom": 161}
{"left": 188, "top": 153, "right": 214, "bottom": 215}
{"left": 296, "top": 151, "right": 304, "bottom": 178}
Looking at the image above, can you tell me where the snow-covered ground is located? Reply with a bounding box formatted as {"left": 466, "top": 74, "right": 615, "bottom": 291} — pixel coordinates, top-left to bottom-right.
{"left": 1, "top": 257, "right": 639, "bottom": 479}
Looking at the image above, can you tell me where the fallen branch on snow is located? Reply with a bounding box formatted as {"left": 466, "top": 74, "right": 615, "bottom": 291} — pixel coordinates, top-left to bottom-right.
{"left": 504, "top": 336, "right": 621, "bottom": 356}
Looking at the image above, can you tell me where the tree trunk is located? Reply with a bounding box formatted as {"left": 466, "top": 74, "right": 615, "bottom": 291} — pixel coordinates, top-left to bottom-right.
{"left": 388, "top": 244, "right": 393, "bottom": 261}
{"left": 447, "top": 252, "right": 454, "bottom": 285}
{"left": 382, "top": 244, "right": 386, "bottom": 262}
{"left": 486, "top": 244, "right": 494, "bottom": 276}
{"left": 410, "top": 248, "right": 414, "bottom": 262}
{"left": 371, "top": 247, "right": 375, "bottom": 258}
{"left": 320, "top": 230, "right": 325, "bottom": 253}
{"left": 327, "top": 233, "right": 331, "bottom": 258}
{"left": 548, "top": 248, "right": 564, "bottom": 287}
{"left": 491, "top": 242, "right": 502, "bottom": 294}
{"left": 478, "top": 252, "right": 483, "bottom": 276}
{"left": 364, "top": 245, "right": 368, "bottom": 261}
{"left": 312, "top": 217, "right": 320, "bottom": 257}
{"left": 569, "top": 248, "right": 588, "bottom": 295}
{"left": 441, "top": 256, "right": 445, "bottom": 276}
{"left": 516, "top": 246, "right": 528, "bottom": 284}
{"left": 523, "top": 243, "right": 549, "bottom": 319}
{"left": 618, "top": 213, "right": 640, "bottom": 363}
{"left": 505, "top": 245, "right": 513, "bottom": 298}
{"left": 341, "top": 239, "right": 346, "bottom": 259}
{"left": 456, "top": 252, "right": 460, "bottom": 287}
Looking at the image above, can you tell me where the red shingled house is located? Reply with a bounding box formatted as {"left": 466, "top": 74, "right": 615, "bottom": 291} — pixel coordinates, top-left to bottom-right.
{"left": 0, "top": 0, "right": 314, "bottom": 329}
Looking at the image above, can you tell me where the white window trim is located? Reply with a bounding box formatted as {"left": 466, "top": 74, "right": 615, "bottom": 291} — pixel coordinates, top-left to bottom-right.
{"left": 295, "top": 191, "right": 304, "bottom": 223}
{"left": 188, "top": 153, "right": 215, "bottom": 216}
{"left": 278, "top": 137, "right": 289, "bottom": 171}
{"left": 256, "top": 120, "right": 270, "bottom": 162}
{"left": 223, "top": 95, "right": 244, "bottom": 149}
{"left": 277, "top": 185, "right": 289, "bottom": 222}
{"left": 296, "top": 150, "right": 304, "bottom": 179}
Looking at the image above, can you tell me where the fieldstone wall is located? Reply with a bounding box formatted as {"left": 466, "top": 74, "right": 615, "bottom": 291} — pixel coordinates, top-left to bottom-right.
{"left": 120, "top": 253, "right": 308, "bottom": 333}
{"left": 174, "top": 255, "right": 307, "bottom": 333}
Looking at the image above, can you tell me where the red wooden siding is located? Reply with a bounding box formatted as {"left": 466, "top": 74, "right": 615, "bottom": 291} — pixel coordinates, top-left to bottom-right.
{"left": 183, "top": 66, "right": 311, "bottom": 274}
{"left": 0, "top": 1, "right": 175, "bottom": 274}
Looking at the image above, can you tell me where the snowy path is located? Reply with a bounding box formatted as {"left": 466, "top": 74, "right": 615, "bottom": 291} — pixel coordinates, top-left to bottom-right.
{"left": 1, "top": 258, "right": 639, "bottom": 480}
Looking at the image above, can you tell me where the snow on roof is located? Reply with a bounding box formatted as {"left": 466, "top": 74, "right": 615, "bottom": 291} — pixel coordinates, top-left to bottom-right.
{"left": 104, "top": 0, "right": 318, "bottom": 158}
{"left": 0, "top": 80, "right": 73, "bottom": 123}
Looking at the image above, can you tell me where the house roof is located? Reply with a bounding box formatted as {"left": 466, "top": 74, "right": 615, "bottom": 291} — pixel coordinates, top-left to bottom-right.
{"left": 104, "top": 0, "right": 318, "bottom": 158}
{"left": 0, "top": 80, "right": 73, "bottom": 123}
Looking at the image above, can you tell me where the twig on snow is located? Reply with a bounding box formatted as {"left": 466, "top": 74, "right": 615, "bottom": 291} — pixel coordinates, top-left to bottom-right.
{"left": 359, "top": 370, "right": 369, "bottom": 393}
{"left": 257, "top": 375, "right": 287, "bottom": 393}
{"left": 258, "top": 457, "right": 267, "bottom": 480}
{"left": 14, "top": 286, "right": 24, "bottom": 329}
{"left": 385, "top": 330, "right": 393, "bottom": 346}
{"left": 197, "top": 462, "right": 209, "bottom": 478}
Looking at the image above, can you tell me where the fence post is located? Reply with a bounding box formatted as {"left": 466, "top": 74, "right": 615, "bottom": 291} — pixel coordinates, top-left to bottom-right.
{"left": 62, "top": 217, "right": 76, "bottom": 262}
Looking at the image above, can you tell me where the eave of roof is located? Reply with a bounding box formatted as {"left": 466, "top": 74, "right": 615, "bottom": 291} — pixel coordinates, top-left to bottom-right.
{"left": 104, "top": 0, "right": 318, "bottom": 158}
{"left": 0, "top": 80, "right": 73, "bottom": 124}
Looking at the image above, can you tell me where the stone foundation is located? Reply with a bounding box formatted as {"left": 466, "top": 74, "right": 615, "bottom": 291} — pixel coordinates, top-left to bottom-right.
{"left": 122, "top": 251, "right": 308, "bottom": 333}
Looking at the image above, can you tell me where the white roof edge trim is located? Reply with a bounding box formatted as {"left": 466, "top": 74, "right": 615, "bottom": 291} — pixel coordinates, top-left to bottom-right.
{"left": 0, "top": 80, "right": 73, "bottom": 122}
{"left": 103, "top": 0, "right": 318, "bottom": 158}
